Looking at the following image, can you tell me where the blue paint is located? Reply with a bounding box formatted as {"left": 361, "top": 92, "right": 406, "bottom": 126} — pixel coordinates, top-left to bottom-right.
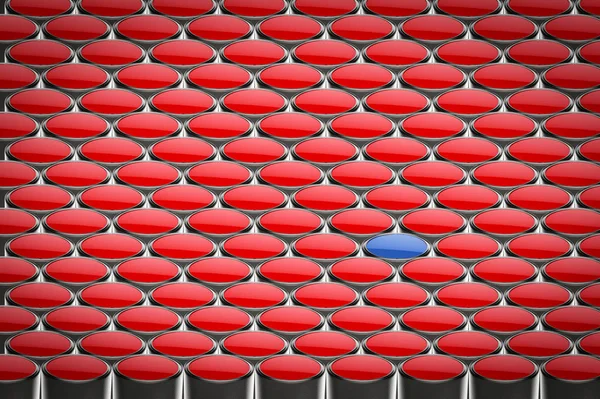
{"left": 365, "top": 234, "right": 429, "bottom": 259}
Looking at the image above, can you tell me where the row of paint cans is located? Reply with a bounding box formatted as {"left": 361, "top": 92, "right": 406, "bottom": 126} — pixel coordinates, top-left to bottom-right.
{"left": 1, "top": 353, "right": 598, "bottom": 399}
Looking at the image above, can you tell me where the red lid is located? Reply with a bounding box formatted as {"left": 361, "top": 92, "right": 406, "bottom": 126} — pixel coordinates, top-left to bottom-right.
{"left": 293, "top": 138, "right": 358, "bottom": 164}
{"left": 293, "top": 0, "right": 358, "bottom": 17}
{"left": 292, "top": 39, "right": 358, "bottom": 67}
{"left": 473, "top": 355, "right": 536, "bottom": 381}
{"left": 365, "top": 185, "right": 429, "bottom": 212}
{"left": 258, "top": 209, "right": 323, "bottom": 236}
{"left": 187, "top": 355, "right": 251, "bottom": 381}
{"left": 401, "top": 64, "right": 465, "bottom": 91}
{"left": 472, "top": 113, "right": 536, "bottom": 140}
{"left": 116, "top": 307, "right": 180, "bottom": 333}
{"left": 44, "top": 209, "right": 108, "bottom": 236}
{"left": 187, "top": 64, "right": 252, "bottom": 91}
{"left": 578, "top": 41, "right": 600, "bottom": 64}
{"left": 329, "top": 15, "right": 394, "bottom": 42}
{"left": 401, "top": 209, "right": 466, "bottom": 235}
{"left": 222, "top": 40, "right": 286, "bottom": 66}
{"left": 221, "top": 89, "right": 286, "bottom": 115}
{"left": 579, "top": 186, "right": 600, "bottom": 208}
{"left": 116, "top": 258, "right": 180, "bottom": 285}
{"left": 150, "top": 90, "right": 215, "bottom": 116}
{"left": 507, "top": 0, "right": 570, "bottom": 16}
{"left": 401, "top": 355, "right": 465, "bottom": 381}
{"left": 330, "top": 161, "right": 394, "bottom": 188}
{"left": 116, "top": 209, "right": 180, "bottom": 236}
{"left": 187, "top": 306, "right": 252, "bottom": 334}
{"left": 8, "top": 88, "right": 72, "bottom": 115}
{"left": 0, "top": 355, "right": 37, "bottom": 381}
{"left": 0, "top": 64, "right": 37, "bottom": 90}
{"left": 79, "top": 234, "right": 144, "bottom": 260}
{"left": 258, "top": 64, "right": 322, "bottom": 91}
{"left": 150, "top": 186, "right": 215, "bottom": 212}
{"left": 116, "top": 64, "right": 180, "bottom": 91}
{"left": 402, "top": 161, "right": 465, "bottom": 187}
{"left": 8, "top": 331, "right": 71, "bottom": 358}
{"left": 258, "top": 15, "right": 323, "bottom": 42}
{"left": 150, "top": 138, "right": 214, "bottom": 164}
{"left": 79, "top": 331, "right": 144, "bottom": 358}
{"left": 150, "top": 0, "right": 215, "bottom": 17}
{"left": 79, "top": 89, "right": 144, "bottom": 115}
{"left": 401, "top": 15, "right": 466, "bottom": 41}
{"left": 435, "top": 234, "right": 500, "bottom": 260}
{"left": 0, "top": 258, "right": 37, "bottom": 284}
{"left": 221, "top": 282, "right": 287, "bottom": 309}
{"left": 435, "top": 88, "right": 500, "bottom": 115}
{"left": 45, "top": 355, "right": 108, "bottom": 381}
{"left": 364, "top": 282, "right": 429, "bottom": 309}
{"left": 0, "top": 15, "right": 37, "bottom": 42}
{"left": 544, "top": 209, "right": 600, "bottom": 235}
{"left": 187, "top": 113, "right": 251, "bottom": 140}
{"left": 44, "top": 306, "right": 109, "bottom": 333}
{"left": 260, "top": 355, "right": 323, "bottom": 381}
{"left": 507, "top": 89, "right": 572, "bottom": 115}
{"left": 435, "top": 186, "right": 500, "bottom": 212}
{"left": 473, "top": 64, "right": 537, "bottom": 91}
{"left": 8, "top": 282, "right": 72, "bottom": 309}
{"left": 544, "top": 355, "right": 600, "bottom": 381}
{"left": 579, "top": 332, "right": 600, "bottom": 356}
{"left": 544, "top": 113, "right": 600, "bottom": 140}
{"left": 401, "top": 258, "right": 466, "bottom": 285}
{"left": 507, "top": 331, "right": 572, "bottom": 358}
{"left": 364, "top": 137, "right": 429, "bottom": 165}
{"left": 79, "top": 282, "right": 144, "bottom": 309}
{"left": 8, "top": 185, "right": 71, "bottom": 211}
{"left": 188, "top": 258, "right": 251, "bottom": 286}
{"left": 116, "top": 161, "right": 180, "bottom": 188}
{"left": 150, "top": 282, "right": 215, "bottom": 309}
{"left": 293, "top": 234, "right": 358, "bottom": 260}
{"left": 258, "top": 113, "right": 323, "bottom": 140}
{"left": 507, "top": 40, "right": 572, "bottom": 66}
{"left": 45, "top": 113, "right": 109, "bottom": 140}
{"left": 258, "top": 162, "right": 323, "bottom": 188}
{"left": 221, "top": 0, "right": 286, "bottom": 17}
{"left": 151, "top": 331, "right": 215, "bottom": 358}
{"left": 401, "top": 113, "right": 466, "bottom": 140}
{"left": 435, "top": 40, "right": 500, "bottom": 66}
{"left": 187, "top": 15, "right": 251, "bottom": 42}
{"left": 329, "top": 306, "right": 394, "bottom": 333}
{"left": 472, "top": 209, "right": 537, "bottom": 236}
{"left": 222, "top": 331, "right": 286, "bottom": 358}
{"left": 330, "top": 355, "right": 393, "bottom": 381}
{"left": 116, "top": 355, "right": 180, "bottom": 381}
{"left": 0, "top": 210, "right": 37, "bottom": 236}
{"left": 330, "top": 113, "right": 394, "bottom": 140}
{"left": 363, "top": 89, "right": 429, "bottom": 116}
{"left": 436, "top": 0, "right": 500, "bottom": 17}
{"left": 293, "top": 89, "right": 358, "bottom": 115}
{"left": 472, "top": 257, "right": 536, "bottom": 285}
{"left": 258, "top": 258, "right": 322, "bottom": 285}
{"left": 8, "top": 40, "right": 72, "bottom": 66}
{"left": 472, "top": 306, "right": 537, "bottom": 333}
{"left": 435, "top": 282, "right": 500, "bottom": 309}
{"left": 79, "top": 185, "right": 144, "bottom": 212}
{"left": 544, "top": 258, "right": 600, "bottom": 284}
{"left": 150, "top": 234, "right": 215, "bottom": 260}
{"left": 293, "top": 282, "right": 358, "bottom": 309}
{"left": 507, "top": 234, "right": 572, "bottom": 260}
{"left": 364, "top": 0, "right": 429, "bottom": 17}
{"left": 401, "top": 306, "right": 466, "bottom": 333}
{"left": 294, "top": 331, "right": 357, "bottom": 358}
{"left": 544, "top": 162, "right": 600, "bottom": 187}
{"left": 436, "top": 331, "right": 500, "bottom": 358}
{"left": 472, "top": 15, "right": 537, "bottom": 41}
{"left": 507, "top": 137, "right": 572, "bottom": 164}
{"left": 0, "top": 113, "right": 37, "bottom": 140}
{"left": 78, "top": 40, "right": 144, "bottom": 67}
{"left": 76, "top": 137, "right": 145, "bottom": 163}
{"left": 507, "top": 185, "right": 572, "bottom": 212}
{"left": 0, "top": 306, "right": 38, "bottom": 333}
{"left": 187, "top": 161, "right": 252, "bottom": 187}
{"left": 258, "top": 307, "right": 323, "bottom": 334}
{"left": 222, "top": 186, "right": 286, "bottom": 212}
{"left": 44, "top": 64, "right": 108, "bottom": 91}
{"left": 7, "top": 137, "right": 71, "bottom": 164}
{"left": 330, "top": 257, "right": 394, "bottom": 285}
{"left": 79, "top": 0, "right": 143, "bottom": 17}
{"left": 187, "top": 209, "right": 252, "bottom": 236}
{"left": 544, "top": 64, "right": 600, "bottom": 91}
{"left": 44, "top": 161, "right": 108, "bottom": 187}
{"left": 8, "top": 0, "right": 72, "bottom": 17}
{"left": 115, "top": 15, "right": 181, "bottom": 42}
{"left": 293, "top": 186, "right": 358, "bottom": 212}
{"left": 543, "top": 307, "right": 600, "bottom": 333}
{"left": 544, "top": 15, "right": 600, "bottom": 42}
{"left": 364, "top": 331, "right": 429, "bottom": 359}
{"left": 44, "top": 257, "right": 108, "bottom": 285}
{"left": 472, "top": 161, "right": 537, "bottom": 188}
{"left": 507, "top": 282, "right": 572, "bottom": 309}
{"left": 436, "top": 137, "right": 500, "bottom": 164}
{"left": 8, "top": 234, "right": 72, "bottom": 260}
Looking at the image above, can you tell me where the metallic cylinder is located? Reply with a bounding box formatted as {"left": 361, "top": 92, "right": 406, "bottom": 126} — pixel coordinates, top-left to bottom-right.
{"left": 257, "top": 354, "right": 325, "bottom": 399}
{"left": 0, "top": 354, "right": 40, "bottom": 399}
{"left": 541, "top": 355, "right": 600, "bottom": 399}
{"left": 399, "top": 355, "right": 468, "bottom": 399}
{"left": 184, "top": 354, "right": 253, "bottom": 399}
{"left": 113, "top": 355, "right": 183, "bottom": 399}
{"left": 42, "top": 355, "right": 111, "bottom": 399}
{"left": 328, "top": 354, "right": 396, "bottom": 399}
{"left": 470, "top": 354, "right": 539, "bottom": 399}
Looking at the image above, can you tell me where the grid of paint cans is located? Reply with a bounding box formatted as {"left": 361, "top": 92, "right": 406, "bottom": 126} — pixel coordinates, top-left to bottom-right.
{"left": 1, "top": 0, "right": 600, "bottom": 398}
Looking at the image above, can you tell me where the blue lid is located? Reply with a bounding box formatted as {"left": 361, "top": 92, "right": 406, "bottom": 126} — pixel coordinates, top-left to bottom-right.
{"left": 364, "top": 234, "right": 429, "bottom": 260}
